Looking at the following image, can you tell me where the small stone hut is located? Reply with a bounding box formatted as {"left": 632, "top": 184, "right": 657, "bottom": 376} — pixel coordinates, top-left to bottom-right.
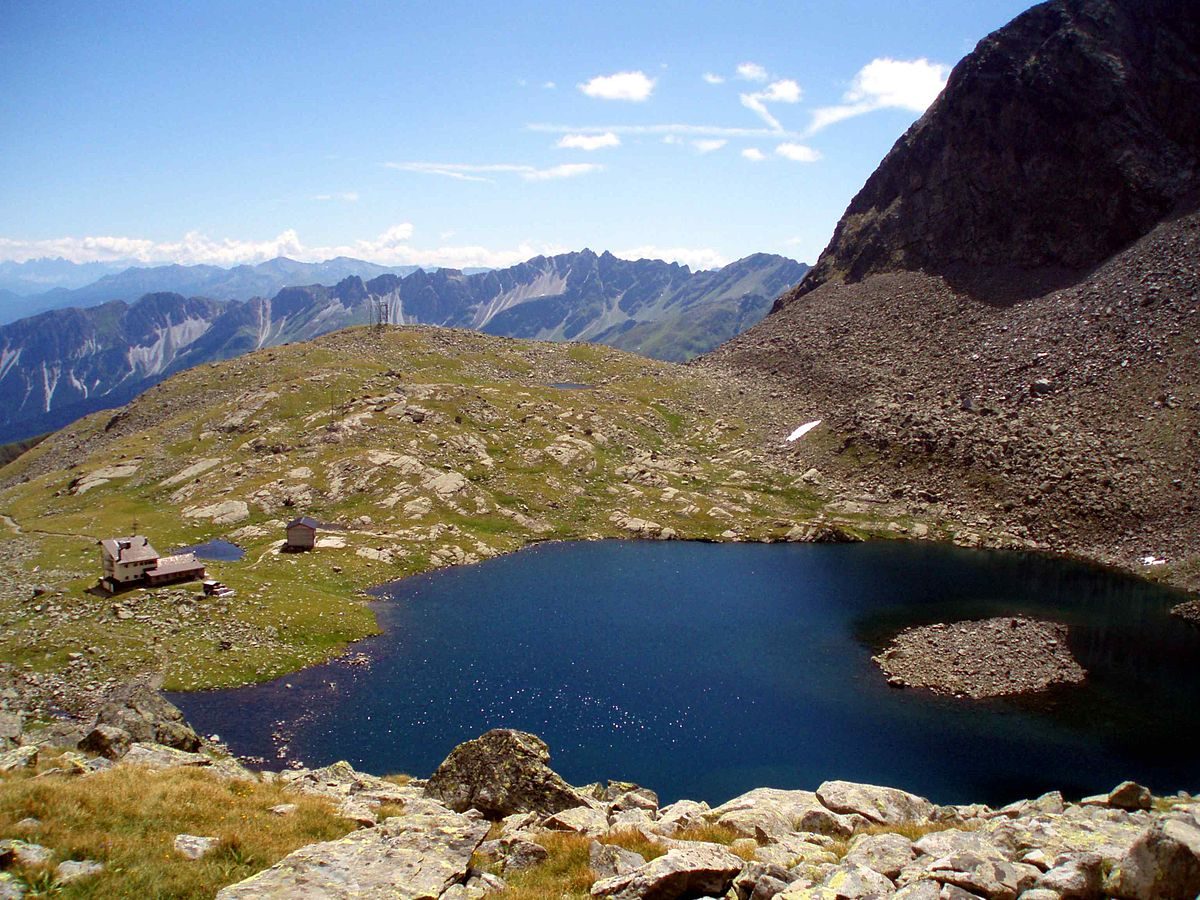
{"left": 99, "top": 536, "right": 205, "bottom": 592}
{"left": 285, "top": 516, "right": 319, "bottom": 551}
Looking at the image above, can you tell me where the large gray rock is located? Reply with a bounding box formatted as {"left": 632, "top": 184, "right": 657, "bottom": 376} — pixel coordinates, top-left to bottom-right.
{"left": 589, "top": 841, "right": 647, "bottom": 880}
{"left": 94, "top": 682, "right": 200, "bottom": 751}
{"left": 915, "top": 852, "right": 1039, "bottom": 900}
{"left": 0, "top": 712, "right": 22, "bottom": 749}
{"left": 425, "top": 729, "right": 586, "bottom": 820}
{"left": 816, "top": 781, "right": 934, "bottom": 828}
{"left": 816, "top": 862, "right": 897, "bottom": 897}
{"left": 55, "top": 860, "right": 103, "bottom": 884}
{"left": 216, "top": 810, "right": 489, "bottom": 899}
{"left": 712, "top": 787, "right": 854, "bottom": 841}
{"left": 544, "top": 805, "right": 610, "bottom": 836}
{"left": 119, "top": 742, "right": 211, "bottom": 769}
{"left": 1036, "top": 851, "right": 1103, "bottom": 897}
{"left": 1106, "top": 818, "right": 1200, "bottom": 899}
{"left": 590, "top": 844, "right": 744, "bottom": 899}
{"left": 843, "top": 832, "right": 915, "bottom": 879}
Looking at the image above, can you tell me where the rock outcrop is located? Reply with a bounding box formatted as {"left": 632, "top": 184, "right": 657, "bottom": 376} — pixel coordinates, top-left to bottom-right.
{"left": 215, "top": 810, "right": 489, "bottom": 899}
{"left": 782, "top": 0, "right": 1200, "bottom": 305}
{"left": 92, "top": 682, "right": 200, "bottom": 751}
{"left": 424, "top": 728, "right": 587, "bottom": 819}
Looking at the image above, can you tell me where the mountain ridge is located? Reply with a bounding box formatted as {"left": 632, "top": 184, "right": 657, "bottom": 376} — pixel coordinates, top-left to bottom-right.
{"left": 703, "top": 0, "right": 1200, "bottom": 590}
{"left": 0, "top": 250, "right": 806, "bottom": 444}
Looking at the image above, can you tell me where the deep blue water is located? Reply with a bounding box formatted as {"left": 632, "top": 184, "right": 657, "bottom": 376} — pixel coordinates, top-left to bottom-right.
{"left": 171, "top": 540, "right": 1200, "bottom": 807}
{"left": 545, "top": 382, "right": 594, "bottom": 390}
{"left": 174, "top": 539, "right": 245, "bottom": 561}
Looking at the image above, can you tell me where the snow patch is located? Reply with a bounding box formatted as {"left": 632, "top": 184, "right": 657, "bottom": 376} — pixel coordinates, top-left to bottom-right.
{"left": 787, "top": 419, "right": 822, "bottom": 442}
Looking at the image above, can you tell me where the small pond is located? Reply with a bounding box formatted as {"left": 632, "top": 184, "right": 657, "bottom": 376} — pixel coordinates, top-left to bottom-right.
{"left": 544, "top": 382, "right": 594, "bottom": 390}
{"left": 171, "top": 540, "right": 1200, "bottom": 806}
{"left": 173, "top": 539, "right": 245, "bottom": 562}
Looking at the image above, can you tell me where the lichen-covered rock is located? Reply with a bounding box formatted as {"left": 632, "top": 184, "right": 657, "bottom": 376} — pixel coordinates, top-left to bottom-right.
{"left": 589, "top": 841, "right": 647, "bottom": 880}
{"left": 425, "top": 729, "right": 586, "bottom": 820}
{"left": 174, "top": 834, "right": 220, "bottom": 860}
{"left": 119, "top": 742, "right": 211, "bottom": 769}
{"left": 816, "top": 780, "right": 934, "bottom": 828}
{"left": 94, "top": 682, "right": 200, "bottom": 751}
{"left": 843, "top": 832, "right": 915, "bottom": 880}
{"left": 1106, "top": 818, "right": 1200, "bottom": 900}
{"left": 215, "top": 810, "right": 489, "bottom": 899}
{"left": 712, "top": 787, "right": 854, "bottom": 841}
{"left": 590, "top": 844, "right": 744, "bottom": 899}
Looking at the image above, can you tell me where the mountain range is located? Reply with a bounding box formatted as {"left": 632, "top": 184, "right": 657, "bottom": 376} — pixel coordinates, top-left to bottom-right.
{"left": 704, "top": 0, "right": 1200, "bottom": 586}
{"left": 0, "top": 250, "right": 805, "bottom": 444}
{"left": 0, "top": 256, "right": 431, "bottom": 324}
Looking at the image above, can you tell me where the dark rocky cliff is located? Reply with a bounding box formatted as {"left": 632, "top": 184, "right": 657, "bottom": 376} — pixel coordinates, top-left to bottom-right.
{"left": 781, "top": 0, "right": 1200, "bottom": 306}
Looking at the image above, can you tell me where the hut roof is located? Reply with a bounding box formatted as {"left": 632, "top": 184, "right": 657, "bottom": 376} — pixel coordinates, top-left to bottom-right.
{"left": 286, "top": 516, "right": 320, "bottom": 531}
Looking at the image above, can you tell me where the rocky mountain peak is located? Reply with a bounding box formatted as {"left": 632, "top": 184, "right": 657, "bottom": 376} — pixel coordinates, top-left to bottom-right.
{"left": 781, "top": 0, "right": 1200, "bottom": 307}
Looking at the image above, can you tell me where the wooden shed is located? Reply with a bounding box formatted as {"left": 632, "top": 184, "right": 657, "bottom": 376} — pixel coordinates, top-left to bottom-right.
{"left": 285, "top": 516, "right": 319, "bottom": 551}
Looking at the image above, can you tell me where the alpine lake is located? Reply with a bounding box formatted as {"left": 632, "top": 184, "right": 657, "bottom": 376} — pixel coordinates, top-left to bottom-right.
{"left": 171, "top": 540, "right": 1200, "bottom": 807}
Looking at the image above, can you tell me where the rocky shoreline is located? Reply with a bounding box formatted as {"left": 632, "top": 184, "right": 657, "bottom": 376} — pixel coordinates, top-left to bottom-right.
{"left": 2, "top": 694, "right": 1200, "bottom": 899}
{"left": 872, "top": 617, "right": 1087, "bottom": 700}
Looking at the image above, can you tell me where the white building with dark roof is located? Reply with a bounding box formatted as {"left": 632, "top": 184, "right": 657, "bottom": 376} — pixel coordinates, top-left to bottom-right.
{"left": 99, "top": 535, "right": 205, "bottom": 591}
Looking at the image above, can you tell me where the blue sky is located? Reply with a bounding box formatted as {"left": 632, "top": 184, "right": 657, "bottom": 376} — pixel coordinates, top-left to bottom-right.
{"left": 0, "top": 1, "right": 1031, "bottom": 271}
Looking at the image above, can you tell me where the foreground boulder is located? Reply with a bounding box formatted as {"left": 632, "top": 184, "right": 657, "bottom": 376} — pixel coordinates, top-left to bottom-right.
{"left": 590, "top": 844, "right": 745, "bottom": 900}
{"left": 816, "top": 780, "right": 934, "bottom": 827}
{"left": 215, "top": 810, "right": 489, "bottom": 899}
{"left": 1107, "top": 818, "right": 1200, "bottom": 899}
{"left": 94, "top": 682, "right": 200, "bottom": 751}
{"left": 424, "top": 729, "right": 586, "bottom": 819}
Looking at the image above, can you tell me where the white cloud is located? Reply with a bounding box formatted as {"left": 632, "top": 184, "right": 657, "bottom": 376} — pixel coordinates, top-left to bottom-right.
{"left": 312, "top": 191, "right": 359, "bottom": 202}
{"left": 614, "top": 245, "right": 728, "bottom": 270}
{"left": 741, "top": 79, "right": 803, "bottom": 131}
{"left": 521, "top": 163, "right": 603, "bottom": 181}
{"left": 775, "top": 142, "right": 821, "bottom": 162}
{"left": 809, "top": 57, "right": 950, "bottom": 133}
{"left": 543, "top": 81, "right": 557, "bottom": 89}
{"left": 578, "top": 70, "right": 656, "bottom": 101}
{"left": 386, "top": 160, "right": 603, "bottom": 183}
{"left": 702, "top": 72, "right": 725, "bottom": 85}
{"left": 439, "top": 230, "right": 456, "bottom": 241}
{"left": 528, "top": 122, "right": 806, "bottom": 140}
{"left": 692, "top": 139, "right": 727, "bottom": 154}
{"left": 736, "top": 62, "right": 770, "bottom": 83}
{"left": 661, "top": 135, "right": 683, "bottom": 145}
{"left": 742, "top": 147, "right": 766, "bottom": 162}
{"left": 556, "top": 132, "right": 621, "bottom": 151}
{"left": 0, "top": 227, "right": 581, "bottom": 271}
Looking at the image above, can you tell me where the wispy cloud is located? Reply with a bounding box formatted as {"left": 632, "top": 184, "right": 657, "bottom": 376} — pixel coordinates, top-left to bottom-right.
{"left": 742, "top": 147, "right": 766, "bottom": 162}
{"left": 556, "top": 132, "right": 621, "bottom": 151}
{"left": 740, "top": 79, "right": 802, "bottom": 131}
{"left": 736, "top": 62, "right": 770, "bottom": 83}
{"left": 578, "top": 70, "right": 656, "bottom": 101}
{"left": 809, "top": 57, "right": 950, "bottom": 133}
{"left": 528, "top": 122, "right": 806, "bottom": 140}
{"left": 386, "top": 160, "right": 603, "bottom": 183}
{"left": 523, "top": 163, "right": 604, "bottom": 181}
{"left": 692, "top": 139, "right": 727, "bottom": 154}
{"left": 702, "top": 72, "right": 725, "bottom": 85}
{"left": 312, "top": 191, "right": 359, "bottom": 202}
{"left": 775, "top": 142, "right": 821, "bottom": 162}
{"left": 542, "top": 81, "right": 557, "bottom": 90}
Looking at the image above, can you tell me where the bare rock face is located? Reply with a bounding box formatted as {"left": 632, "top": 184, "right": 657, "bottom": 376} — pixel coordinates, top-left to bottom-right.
{"left": 782, "top": 0, "right": 1200, "bottom": 306}
{"left": 424, "top": 728, "right": 586, "bottom": 820}
{"left": 816, "top": 780, "right": 935, "bottom": 828}
{"left": 94, "top": 682, "right": 200, "bottom": 751}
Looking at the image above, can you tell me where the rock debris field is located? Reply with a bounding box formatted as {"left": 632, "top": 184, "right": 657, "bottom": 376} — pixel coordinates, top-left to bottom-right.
{"left": 873, "top": 617, "right": 1087, "bottom": 700}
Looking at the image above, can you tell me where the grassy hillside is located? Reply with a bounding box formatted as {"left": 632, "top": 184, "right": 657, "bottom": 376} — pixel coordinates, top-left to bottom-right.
{"left": 0, "top": 325, "right": 925, "bottom": 702}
